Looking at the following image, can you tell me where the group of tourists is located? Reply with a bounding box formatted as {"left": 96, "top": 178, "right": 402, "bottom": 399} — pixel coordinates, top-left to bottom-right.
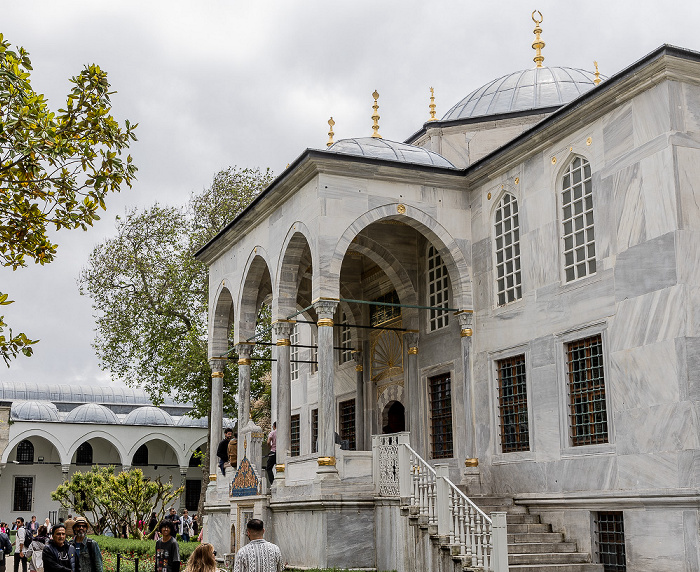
{"left": 217, "top": 424, "right": 277, "bottom": 486}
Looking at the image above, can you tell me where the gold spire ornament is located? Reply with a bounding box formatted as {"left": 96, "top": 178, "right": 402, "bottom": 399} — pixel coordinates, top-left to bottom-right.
{"left": 531, "top": 10, "right": 545, "bottom": 68}
{"left": 593, "top": 61, "right": 601, "bottom": 85}
{"left": 429, "top": 87, "right": 437, "bottom": 121}
{"left": 371, "top": 90, "right": 382, "bottom": 138}
{"left": 327, "top": 117, "right": 335, "bottom": 147}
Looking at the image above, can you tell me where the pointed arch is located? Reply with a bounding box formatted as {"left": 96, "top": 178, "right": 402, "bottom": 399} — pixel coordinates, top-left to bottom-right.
{"left": 66, "top": 431, "right": 126, "bottom": 465}
{"left": 127, "top": 434, "right": 186, "bottom": 468}
{"left": 275, "top": 223, "right": 316, "bottom": 321}
{"left": 211, "top": 285, "right": 234, "bottom": 358}
{"left": 2, "top": 429, "right": 69, "bottom": 465}
{"left": 236, "top": 247, "right": 274, "bottom": 342}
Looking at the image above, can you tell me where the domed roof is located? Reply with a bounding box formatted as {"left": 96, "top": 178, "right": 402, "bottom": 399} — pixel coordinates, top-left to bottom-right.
{"left": 65, "top": 403, "right": 120, "bottom": 425}
{"left": 327, "top": 137, "right": 455, "bottom": 168}
{"left": 11, "top": 401, "right": 60, "bottom": 422}
{"left": 176, "top": 415, "right": 208, "bottom": 427}
{"left": 442, "top": 67, "right": 599, "bottom": 121}
{"left": 124, "top": 406, "right": 174, "bottom": 426}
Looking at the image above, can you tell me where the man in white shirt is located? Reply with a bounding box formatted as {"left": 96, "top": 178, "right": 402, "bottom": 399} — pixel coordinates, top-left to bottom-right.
{"left": 232, "top": 520, "right": 282, "bottom": 572}
{"left": 13, "top": 518, "right": 27, "bottom": 572}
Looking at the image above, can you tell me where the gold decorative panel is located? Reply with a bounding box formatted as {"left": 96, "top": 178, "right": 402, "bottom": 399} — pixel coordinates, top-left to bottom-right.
{"left": 371, "top": 317, "right": 404, "bottom": 381}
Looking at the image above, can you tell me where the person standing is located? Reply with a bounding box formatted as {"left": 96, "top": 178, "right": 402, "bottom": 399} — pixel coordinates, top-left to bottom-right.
{"left": 216, "top": 428, "right": 233, "bottom": 476}
{"left": 227, "top": 435, "right": 238, "bottom": 472}
{"left": 13, "top": 517, "right": 27, "bottom": 572}
{"left": 27, "top": 519, "right": 38, "bottom": 541}
{"left": 42, "top": 525, "right": 75, "bottom": 572}
{"left": 164, "top": 509, "right": 181, "bottom": 539}
{"left": 266, "top": 423, "right": 277, "bottom": 485}
{"left": 180, "top": 511, "right": 192, "bottom": 543}
{"left": 69, "top": 518, "right": 101, "bottom": 572}
{"left": 25, "top": 525, "right": 48, "bottom": 572}
{"left": 183, "top": 544, "right": 218, "bottom": 572}
{"left": 154, "top": 521, "right": 180, "bottom": 572}
{"left": 0, "top": 526, "right": 12, "bottom": 572}
{"left": 232, "top": 520, "right": 282, "bottom": 572}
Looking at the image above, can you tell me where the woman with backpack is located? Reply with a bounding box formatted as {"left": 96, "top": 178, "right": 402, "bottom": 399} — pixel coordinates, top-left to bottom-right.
{"left": 25, "top": 525, "right": 48, "bottom": 572}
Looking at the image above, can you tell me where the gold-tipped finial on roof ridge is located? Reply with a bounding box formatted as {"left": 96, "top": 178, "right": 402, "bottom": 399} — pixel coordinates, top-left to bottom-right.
{"left": 327, "top": 117, "right": 335, "bottom": 147}
{"left": 429, "top": 87, "right": 437, "bottom": 121}
{"left": 531, "top": 10, "right": 545, "bottom": 68}
{"left": 593, "top": 61, "right": 601, "bottom": 85}
{"left": 371, "top": 90, "right": 382, "bottom": 139}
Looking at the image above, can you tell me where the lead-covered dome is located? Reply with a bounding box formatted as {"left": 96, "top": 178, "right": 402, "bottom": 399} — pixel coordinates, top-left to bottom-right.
{"left": 327, "top": 137, "right": 455, "bottom": 168}
{"left": 11, "top": 401, "right": 60, "bottom": 422}
{"left": 65, "top": 403, "right": 120, "bottom": 425}
{"left": 124, "top": 406, "right": 174, "bottom": 426}
{"left": 442, "top": 67, "right": 599, "bottom": 121}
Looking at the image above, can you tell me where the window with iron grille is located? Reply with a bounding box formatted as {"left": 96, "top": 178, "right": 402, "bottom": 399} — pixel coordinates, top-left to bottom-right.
{"left": 429, "top": 373, "right": 453, "bottom": 458}
{"left": 427, "top": 246, "right": 449, "bottom": 331}
{"left": 133, "top": 444, "right": 149, "bottom": 466}
{"left": 16, "top": 440, "right": 34, "bottom": 464}
{"left": 290, "top": 414, "right": 300, "bottom": 456}
{"left": 494, "top": 193, "right": 522, "bottom": 305}
{"left": 339, "top": 312, "right": 353, "bottom": 364}
{"left": 76, "top": 442, "right": 93, "bottom": 465}
{"left": 185, "top": 479, "right": 201, "bottom": 512}
{"left": 13, "top": 476, "right": 33, "bottom": 512}
{"left": 595, "top": 512, "right": 626, "bottom": 572}
{"left": 310, "top": 326, "right": 318, "bottom": 374}
{"left": 567, "top": 334, "right": 608, "bottom": 446}
{"left": 497, "top": 355, "right": 530, "bottom": 453}
{"left": 290, "top": 326, "right": 299, "bottom": 382}
{"left": 370, "top": 291, "right": 401, "bottom": 327}
{"left": 562, "top": 157, "right": 596, "bottom": 282}
{"left": 311, "top": 408, "right": 318, "bottom": 453}
{"left": 339, "top": 399, "right": 356, "bottom": 451}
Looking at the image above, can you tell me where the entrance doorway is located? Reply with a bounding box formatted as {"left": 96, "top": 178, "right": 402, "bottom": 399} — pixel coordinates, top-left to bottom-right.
{"left": 382, "top": 400, "right": 405, "bottom": 434}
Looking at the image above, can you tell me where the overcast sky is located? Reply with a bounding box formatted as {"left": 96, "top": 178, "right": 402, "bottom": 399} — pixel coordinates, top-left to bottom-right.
{"left": 2, "top": 0, "right": 700, "bottom": 388}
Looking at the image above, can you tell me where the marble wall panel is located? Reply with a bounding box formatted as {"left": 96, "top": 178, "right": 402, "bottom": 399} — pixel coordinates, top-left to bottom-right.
{"left": 677, "top": 449, "right": 699, "bottom": 488}
{"left": 522, "top": 151, "right": 545, "bottom": 196}
{"left": 326, "top": 508, "right": 376, "bottom": 568}
{"left": 632, "top": 82, "right": 671, "bottom": 147}
{"left": 625, "top": 509, "right": 687, "bottom": 571}
{"left": 681, "top": 82, "right": 700, "bottom": 134}
{"left": 683, "top": 336, "right": 700, "bottom": 402}
{"left": 546, "top": 455, "right": 617, "bottom": 493}
{"left": 535, "top": 508, "right": 593, "bottom": 554}
{"left": 614, "top": 401, "right": 698, "bottom": 456}
{"left": 675, "top": 232, "right": 700, "bottom": 326}
{"left": 683, "top": 510, "right": 700, "bottom": 572}
{"left": 522, "top": 221, "right": 558, "bottom": 292}
{"left": 611, "top": 161, "right": 646, "bottom": 253}
{"left": 616, "top": 451, "right": 679, "bottom": 489}
{"left": 489, "top": 460, "right": 547, "bottom": 495}
{"left": 641, "top": 149, "right": 678, "bottom": 240}
{"left": 608, "top": 339, "right": 680, "bottom": 411}
{"left": 613, "top": 232, "right": 677, "bottom": 301}
{"left": 520, "top": 187, "right": 555, "bottom": 235}
{"left": 530, "top": 364, "right": 561, "bottom": 462}
{"left": 530, "top": 334, "right": 555, "bottom": 368}
{"left": 272, "top": 509, "right": 324, "bottom": 567}
{"left": 676, "top": 147, "right": 700, "bottom": 231}
{"left": 602, "top": 103, "right": 634, "bottom": 163}
{"left": 608, "top": 284, "right": 685, "bottom": 352}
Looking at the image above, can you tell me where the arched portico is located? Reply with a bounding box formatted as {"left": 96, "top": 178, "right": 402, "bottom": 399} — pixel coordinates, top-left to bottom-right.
{"left": 2, "top": 430, "right": 68, "bottom": 465}
{"left": 128, "top": 434, "right": 186, "bottom": 468}
{"left": 67, "top": 431, "right": 126, "bottom": 466}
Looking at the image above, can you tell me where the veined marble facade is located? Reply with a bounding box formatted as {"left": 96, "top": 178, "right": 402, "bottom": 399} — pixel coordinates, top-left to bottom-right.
{"left": 197, "top": 45, "right": 700, "bottom": 571}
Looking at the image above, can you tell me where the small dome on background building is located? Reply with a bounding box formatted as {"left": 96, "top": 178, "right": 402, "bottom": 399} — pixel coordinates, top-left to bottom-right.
{"left": 442, "top": 66, "right": 599, "bottom": 122}
{"left": 176, "top": 415, "right": 208, "bottom": 427}
{"left": 327, "top": 137, "right": 455, "bottom": 168}
{"left": 11, "top": 401, "right": 60, "bottom": 422}
{"left": 65, "top": 403, "right": 120, "bottom": 424}
{"left": 124, "top": 406, "right": 174, "bottom": 426}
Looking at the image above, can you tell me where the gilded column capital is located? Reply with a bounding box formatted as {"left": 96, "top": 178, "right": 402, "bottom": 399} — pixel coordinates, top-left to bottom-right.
{"left": 314, "top": 299, "right": 339, "bottom": 321}
{"left": 235, "top": 343, "right": 254, "bottom": 362}
{"left": 210, "top": 358, "right": 227, "bottom": 374}
{"left": 272, "top": 320, "right": 294, "bottom": 340}
{"left": 404, "top": 332, "right": 419, "bottom": 348}
{"left": 457, "top": 310, "right": 474, "bottom": 337}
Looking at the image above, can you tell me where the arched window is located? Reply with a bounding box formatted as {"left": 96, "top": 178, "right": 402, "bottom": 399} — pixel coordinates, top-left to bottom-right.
{"left": 189, "top": 447, "right": 202, "bottom": 468}
{"left": 75, "top": 442, "right": 93, "bottom": 465}
{"left": 494, "top": 193, "right": 522, "bottom": 305}
{"left": 562, "top": 157, "right": 596, "bottom": 282}
{"left": 427, "top": 246, "right": 449, "bottom": 331}
{"left": 133, "top": 444, "right": 149, "bottom": 466}
{"left": 16, "top": 440, "right": 34, "bottom": 464}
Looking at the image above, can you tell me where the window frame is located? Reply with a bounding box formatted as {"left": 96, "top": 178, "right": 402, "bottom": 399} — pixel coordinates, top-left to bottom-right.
{"left": 290, "top": 414, "right": 300, "bottom": 457}
{"left": 290, "top": 325, "right": 300, "bottom": 382}
{"left": 493, "top": 192, "right": 523, "bottom": 307}
{"left": 13, "top": 475, "right": 34, "bottom": 512}
{"left": 426, "top": 245, "right": 450, "bottom": 332}
{"left": 428, "top": 372, "right": 454, "bottom": 459}
{"left": 496, "top": 353, "right": 530, "bottom": 453}
{"left": 338, "top": 398, "right": 356, "bottom": 451}
{"left": 339, "top": 312, "right": 353, "bottom": 365}
{"left": 75, "top": 442, "right": 93, "bottom": 465}
{"left": 311, "top": 408, "right": 318, "bottom": 454}
{"left": 16, "top": 440, "right": 34, "bottom": 464}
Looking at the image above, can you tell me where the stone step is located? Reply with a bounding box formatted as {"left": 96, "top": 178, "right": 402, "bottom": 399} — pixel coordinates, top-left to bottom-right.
{"left": 508, "top": 541, "right": 578, "bottom": 554}
{"left": 508, "top": 532, "right": 566, "bottom": 543}
{"left": 507, "top": 522, "right": 552, "bottom": 533}
{"left": 508, "top": 564, "right": 604, "bottom": 572}
{"left": 505, "top": 513, "right": 541, "bottom": 524}
{"left": 509, "top": 552, "right": 592, "bottom": 565}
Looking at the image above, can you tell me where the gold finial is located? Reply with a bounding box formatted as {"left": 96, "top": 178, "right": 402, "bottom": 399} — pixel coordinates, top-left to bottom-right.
{"left": 327, "top": 117, "right": 335, "bottom": 147}
{"left": 429, "top": 87, "right": 437, "bottom": 121}
{"left": 371, "top": 90, "right": 382, "bottom": 139}
{"left": 593, "top": 61, "right": 601, "bottom": 86}
{"left": 531, "top": 10, "right": 545, "bottom": 68}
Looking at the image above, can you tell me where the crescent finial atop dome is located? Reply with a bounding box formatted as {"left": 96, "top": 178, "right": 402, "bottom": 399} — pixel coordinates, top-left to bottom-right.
{"left": 532, "top": 10, "right": 545, "bottom": 68}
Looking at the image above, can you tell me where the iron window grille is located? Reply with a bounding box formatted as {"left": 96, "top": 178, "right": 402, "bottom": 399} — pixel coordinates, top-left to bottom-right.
{"left": 311, "top": 408, "right": 318, "bottom": 454}
{"left": 13, "top": 476, "right": 33, "bottom": 512}
{"left": 495, "top": 193, "right": 522, "bottom": 305}
{"left": 497, "top": 355, "right": 530, "bottom": 452}
{"left": 290, "top": 414, "right": 300, "bottom": 457}
{"left": 339, "top": 312, "right": 353, "bottom": 364}
{"left": 290, "top": 326, "right": 299, "bottom": 382}
{"left": 562, "top": 156, "right": 596, "bottom": 282}
{"left": 370, "top": 291, "right": 401, "bottom": 327}
{"left": 185, "top": 479, "right": 201, "bottom": 512}
{"left": 595, "top": 512, "right": 626, "bottom": 572}
{"left": 16, "top": 440, "right": 34, "bottom": 464}
{"left": 339, "top": 399, "right": 356, "bottom": 451}
{"left": 76, "top": 442, "right": 93, "bottom": 465}
{"left": 427, "top": 246, "right": 450, "bottom": 331}
{"left": 567, "top": 334, "right": 608, "bottom": 446}
{"left": 429, "top": 373, "right": 453, "bottom": 459}
{"left": 133, "top": 444, "right": 148, "bottom": 466}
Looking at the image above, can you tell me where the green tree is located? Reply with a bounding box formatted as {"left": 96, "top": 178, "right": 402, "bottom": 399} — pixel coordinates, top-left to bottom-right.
{"left": 51, "top": 466, "right": 181, "bottom": 539}
{"left": 0, "top": 33, "right": 137, "bottom": 365}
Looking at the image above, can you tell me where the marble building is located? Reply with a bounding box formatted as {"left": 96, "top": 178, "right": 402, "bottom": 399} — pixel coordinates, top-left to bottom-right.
{"left": 196, "top": 22, "right": 700, "bottom": 572}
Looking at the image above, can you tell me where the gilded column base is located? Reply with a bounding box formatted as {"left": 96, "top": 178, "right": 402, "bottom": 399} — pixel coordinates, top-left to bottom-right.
{"left": 209, "top": 473, "right": 217, "bottom": 481}
{"left": 317, "top": 456, "right": 336, "bottom": 466}
{"left": 275, "top": 463, "right": 285, "bottom": 473}
{"left": 464, "top": 458, "right": 479, "bottom": 467}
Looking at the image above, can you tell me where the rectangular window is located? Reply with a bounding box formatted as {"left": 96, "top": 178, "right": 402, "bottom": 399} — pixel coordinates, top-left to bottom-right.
{"left": 185, "top": 479, "right": 201, "bottom": 512}
{"left": 290, "top": 326, "right": 299, "bottom": 382}
{"left": 370, "top": 291, "right": 401, "bottom": 327}
{"left": 311, "top": 408, "right": 318, "bottom": 454}
{"left": 13, "top": 476, "right": 33, "bottom": 512}
{"left": 497, "top": 355, "right": 530, "bottom": 453}
{"left": 339, "top": 313, "right": 353, "bottom": 364}
{"left": 339, "top": 399, "right": 356, "bottom": 451}
{"left": 595, "top": 512, "right": 626, "bottom": 572}
{"left": 429, "top": 373, "right": 453, "bottom": 459}
{"left": 290, "top": 414, "right": 300, "bottom": 457}
{"left": 427, "top": 246, "right": 449, "bottom": 331}
{"left": 567, "top": 334, "right": 608, "bottom": 446}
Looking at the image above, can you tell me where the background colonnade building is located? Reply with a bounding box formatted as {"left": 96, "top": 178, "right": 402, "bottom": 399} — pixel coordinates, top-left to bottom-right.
{"left": 196, "top": 33, "right": 700, "bottom": 572}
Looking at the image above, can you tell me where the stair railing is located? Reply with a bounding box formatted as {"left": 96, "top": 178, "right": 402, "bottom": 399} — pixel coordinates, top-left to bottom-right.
{"left": 404, "top": 444, "right": 437, "bottom": 524}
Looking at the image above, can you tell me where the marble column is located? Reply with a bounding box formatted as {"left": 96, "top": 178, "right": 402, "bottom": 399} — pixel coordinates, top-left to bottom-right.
{"left": 315, "top": 299, "right": 339, "bottom": 475}
{"left": 236, "top": 343, "right": 254, "bottom": 451}
{"left": 353, "top": 351, "right": 364, "bottom": 450}
{"left": 458, "top": 311, "right": 480, "bottom": 492}
{"left": 273, "top": 320, "right": 293, "bottom": 484}
{"left": 209, "top": 359, "right": 226, "bottom": 484}
{"left": 405, "top": 332, "right": 419, "bottom": 436}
